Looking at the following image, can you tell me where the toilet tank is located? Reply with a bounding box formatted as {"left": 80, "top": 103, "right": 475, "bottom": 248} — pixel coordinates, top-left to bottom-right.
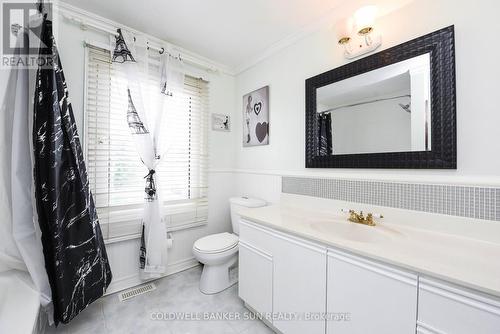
{"left": 229, "top": 196, "right": 266, "bottom": 235}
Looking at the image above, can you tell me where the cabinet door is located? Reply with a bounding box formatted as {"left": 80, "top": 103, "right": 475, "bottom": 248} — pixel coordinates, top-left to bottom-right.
{"left": 273, "top": 233, "right": 327, "bottom": 334}
{"left": 238, "top": 241, "right": 273, "bottom": 317}
{"left": 327, "top": 249, "right": 418, "bottom": 334}
{"left": 418, "top": 277, "right": 500, "bottom": 334}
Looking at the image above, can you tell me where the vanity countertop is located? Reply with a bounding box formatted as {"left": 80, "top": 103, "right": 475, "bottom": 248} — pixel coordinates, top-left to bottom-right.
{"left": 239, "top": 204, "right": 500, "bottom": 298}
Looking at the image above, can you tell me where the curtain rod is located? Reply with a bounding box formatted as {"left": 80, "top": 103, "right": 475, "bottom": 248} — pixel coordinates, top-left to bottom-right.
{"left": 318, "top": 94, "right": 411, "bottom": 114}
{"left": 146, "top": 42, "right": 165, "bottom": 55}
{"left": 61, "top": 12, "right": 218, "bottom": 72}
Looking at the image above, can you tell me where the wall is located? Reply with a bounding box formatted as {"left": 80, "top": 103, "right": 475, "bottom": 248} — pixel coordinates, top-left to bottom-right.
{"left": 55, "top": 11, "right": 237, "bottom": 293}
{"left": 233, "top": 0, "right": 500, "bottom": 205}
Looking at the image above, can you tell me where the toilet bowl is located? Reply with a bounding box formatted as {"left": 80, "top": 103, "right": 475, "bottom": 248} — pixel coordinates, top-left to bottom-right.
{"left": 193, "top": 196, "right": 266, "bottom": 294}
{"left": 193, "top": 232, "right": 239, "bottom": 294}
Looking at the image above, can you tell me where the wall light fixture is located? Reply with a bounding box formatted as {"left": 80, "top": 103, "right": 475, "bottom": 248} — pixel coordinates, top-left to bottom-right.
{"left": 336, "top": 5, "right": 382, "bottom": 59}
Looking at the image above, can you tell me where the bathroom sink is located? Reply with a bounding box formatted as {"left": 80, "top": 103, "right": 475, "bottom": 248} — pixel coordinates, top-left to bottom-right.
{"left": 308, "top": 220, "right": 402, "bottom": 243}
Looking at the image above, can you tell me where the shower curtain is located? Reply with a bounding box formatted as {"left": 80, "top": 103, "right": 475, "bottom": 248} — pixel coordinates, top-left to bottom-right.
{"left": 318, "top": 113, "right": 333, "bottom": 156}
{"left": 0, "top": 18, "right": 52, "bottom": 322}
{"left": 32, "top": 17, "right": 112, "bottom": 325}
{"left": 112, "top": 29, "right": 184, "bottom": 279}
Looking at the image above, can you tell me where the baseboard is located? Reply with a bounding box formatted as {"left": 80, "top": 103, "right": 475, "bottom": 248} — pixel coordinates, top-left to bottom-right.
{"left": 105, "top": 257, "right": 201, "bottom": 296}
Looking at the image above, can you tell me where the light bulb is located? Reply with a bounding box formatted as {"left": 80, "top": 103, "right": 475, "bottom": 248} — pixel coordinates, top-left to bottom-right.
{"left": 354, "top": 5, "right": 377, "bottom": 35}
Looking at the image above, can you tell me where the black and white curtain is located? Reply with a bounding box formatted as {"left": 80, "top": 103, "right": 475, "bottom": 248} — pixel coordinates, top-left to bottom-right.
{"left": 318, "top": 113, "right": 333, "bottom": 156}
{"left": 112, "top": 29, "right": 184, "bottom": 279}
{"left": 32, "top": 17, "right": 111, "bottom": 325}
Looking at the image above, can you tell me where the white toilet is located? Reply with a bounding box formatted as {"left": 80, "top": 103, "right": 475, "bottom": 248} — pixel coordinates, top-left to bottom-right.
{"left": 193, "top": 196, "right": 266, "bottom": 294}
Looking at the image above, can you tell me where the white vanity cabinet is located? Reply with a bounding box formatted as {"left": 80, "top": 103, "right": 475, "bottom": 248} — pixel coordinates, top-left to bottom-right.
{"left": 417, "top": 277, "right": 500, "bottom": 334}
{"left": 238, "top": 220, "right": 327, "bottom": 334}
{"left": 238, "top": 218, "right": 500, "bottom": 334}
{"left": 326, "top": 249, "right": 418, "bottom": 334}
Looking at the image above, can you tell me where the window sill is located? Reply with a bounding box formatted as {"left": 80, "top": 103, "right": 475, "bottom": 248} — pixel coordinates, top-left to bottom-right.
{"left": 104, "top": 220, "right": 208, "bottom": 245}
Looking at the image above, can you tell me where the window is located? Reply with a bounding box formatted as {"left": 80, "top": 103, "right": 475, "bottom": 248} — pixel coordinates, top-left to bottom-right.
{"left": 85, "top": 44, "right": 209, "bottom": 240}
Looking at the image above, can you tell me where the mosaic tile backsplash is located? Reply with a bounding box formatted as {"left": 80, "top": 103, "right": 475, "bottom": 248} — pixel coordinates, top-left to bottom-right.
{"left": 282, "top": 177, "right": 500, "bottom": 221}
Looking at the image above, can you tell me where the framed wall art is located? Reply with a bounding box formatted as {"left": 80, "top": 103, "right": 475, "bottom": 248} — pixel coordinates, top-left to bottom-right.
{"left": 243, "top": 86, "right": 269, "bottom": 146}
{"left": 212, "top": 113, "right": 231, "bottom": 131}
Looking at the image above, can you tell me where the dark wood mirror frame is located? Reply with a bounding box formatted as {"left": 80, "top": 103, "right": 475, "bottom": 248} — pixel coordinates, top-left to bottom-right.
{"left": 305, "top": 26, "right": 456, "bottom": 169}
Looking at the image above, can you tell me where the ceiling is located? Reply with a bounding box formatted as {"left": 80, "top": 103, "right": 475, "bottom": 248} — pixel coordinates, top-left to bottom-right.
{"left": 60, "top": 0, "right": 345, "bottom": 70}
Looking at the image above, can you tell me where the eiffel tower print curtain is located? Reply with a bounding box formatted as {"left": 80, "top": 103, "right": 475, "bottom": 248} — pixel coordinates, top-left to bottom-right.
{"left": 112, "top": 29, "right": 185, "bottom": 278}
{"left": 32, "top": 18, "right": 112, "bottom": 325}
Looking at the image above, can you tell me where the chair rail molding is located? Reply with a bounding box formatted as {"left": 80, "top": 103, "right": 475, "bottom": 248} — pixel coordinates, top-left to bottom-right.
{"left": 208, "top": 169, "right": 500, "bottom": 187}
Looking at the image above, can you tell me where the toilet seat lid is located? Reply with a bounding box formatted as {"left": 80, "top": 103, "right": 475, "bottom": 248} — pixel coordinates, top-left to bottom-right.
{"left": 194, "top": 232, "right": 239, "bottom": 254}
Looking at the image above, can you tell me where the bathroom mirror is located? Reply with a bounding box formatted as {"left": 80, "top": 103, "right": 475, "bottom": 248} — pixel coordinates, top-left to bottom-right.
{"left": 305, "top": 26, "right": 456, "bottom": 168}
{"left": 316, "top": 54, "right": 431, "bottom": 155}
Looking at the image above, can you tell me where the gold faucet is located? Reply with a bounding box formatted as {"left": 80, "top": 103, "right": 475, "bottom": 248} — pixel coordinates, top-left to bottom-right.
{"left": 348, "top": 210, "right": 381, "bottom": 226}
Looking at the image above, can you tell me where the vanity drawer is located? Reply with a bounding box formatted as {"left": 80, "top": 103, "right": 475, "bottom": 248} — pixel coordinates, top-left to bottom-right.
{"left": 239, "top": 219, "right": 277, "bottom": 255}
{"left": 418, "top": 277, "right": 500, "bottom": 334}
{"left": 327, "top": 249, "right": 418, "bottom": 334}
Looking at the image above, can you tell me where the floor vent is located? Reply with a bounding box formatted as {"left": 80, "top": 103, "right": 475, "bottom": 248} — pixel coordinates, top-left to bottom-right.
{"left": 118, "top": 283, "right": 156, "bottom": 302}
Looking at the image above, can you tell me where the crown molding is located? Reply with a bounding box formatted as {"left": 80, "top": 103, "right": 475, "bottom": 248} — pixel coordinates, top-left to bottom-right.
{"left": 231, "top": 11, "right": 336, "bottom": 75}
{"left": 231, "top": 0, "right": 416, "bottom": 75}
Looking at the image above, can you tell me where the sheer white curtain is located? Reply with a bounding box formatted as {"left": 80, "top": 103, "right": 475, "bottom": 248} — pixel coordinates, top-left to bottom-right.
{"left": 0, "top": 34, "right": 26, "bottom": 274}
{"left": 112, "top": 29, "right": 185, "bottom": 278}
{"left": 0, "top": 25, "right": 52, "bottom": 316}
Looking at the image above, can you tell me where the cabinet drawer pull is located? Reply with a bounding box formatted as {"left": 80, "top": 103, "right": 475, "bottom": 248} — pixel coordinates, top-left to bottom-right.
{"left": 419, "top": 278, "right": 500, "bottom": 316}
{"left": 328, "top": 249, "right": 417, "bottom": 285}
{"left": 241, "top": 219, "right": 326, "bottom": 254}
{"left": 239, "top": 240, "right": 273, "bottom": 261}
{"left": 416, "top": 321, "right": 446, "bottom": 334}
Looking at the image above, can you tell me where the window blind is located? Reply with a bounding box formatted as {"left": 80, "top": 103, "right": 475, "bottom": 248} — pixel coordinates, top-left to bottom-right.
{"left": 85, "top": 45, "right": 209, "bottom": 240}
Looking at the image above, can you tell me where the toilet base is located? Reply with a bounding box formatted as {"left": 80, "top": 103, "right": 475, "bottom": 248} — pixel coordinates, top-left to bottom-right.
{"left": 199, "top": 255, "right": 238, "bottom": 294}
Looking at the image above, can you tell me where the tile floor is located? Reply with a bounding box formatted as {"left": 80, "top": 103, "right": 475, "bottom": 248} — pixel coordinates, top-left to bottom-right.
{"left": 46, "top": 266, "right": 275, "bottom": 334}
